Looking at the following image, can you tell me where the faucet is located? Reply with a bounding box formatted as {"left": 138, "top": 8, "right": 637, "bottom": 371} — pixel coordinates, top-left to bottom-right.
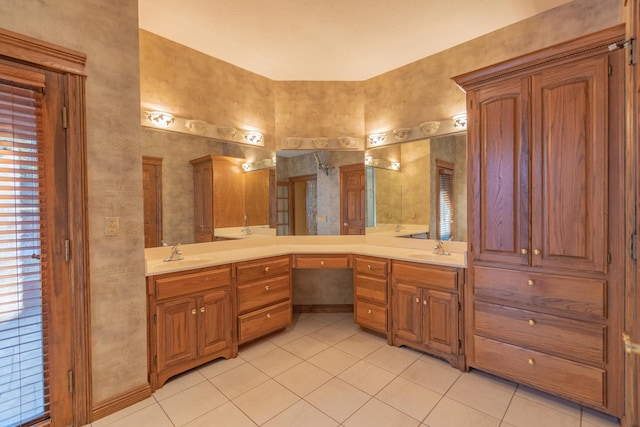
{"left": 164, "top": 243, "right": 183, "bottom": 262}
{"left": 433, "top": 240, "right": 450, "bottom": 256}
{"left": 241, "top": 226, "right": 252, "bottom": 235}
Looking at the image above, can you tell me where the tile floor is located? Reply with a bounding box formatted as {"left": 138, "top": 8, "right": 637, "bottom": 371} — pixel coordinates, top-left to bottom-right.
{"left": 86, "top": 313, "right": 621, "bottom": 427}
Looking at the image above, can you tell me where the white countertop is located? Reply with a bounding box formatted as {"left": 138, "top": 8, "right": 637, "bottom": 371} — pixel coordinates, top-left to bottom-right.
{"left": 146, "top": 236, "right": 467, "bottom": 276}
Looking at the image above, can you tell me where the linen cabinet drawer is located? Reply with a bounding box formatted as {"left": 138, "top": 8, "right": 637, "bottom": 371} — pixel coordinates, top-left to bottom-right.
{"left": 474, "top": 336, "right": 605, "bottom": 408}
{"left": 236, "top": 256, "right": 290, "bottom": 283}
{"left": 155, "top": 266, "right": 232, "bottom": 300}
{"left": 355, "top": 275, "right": 387, "bottom": 304}
{"left": 237, "top": 275, "right": 291, "bottom": 314}
{"left": 354, "top": 256, "right": 388, "bottom": 278}
{"left": 474, "top": 302, "right": 606, "bottom": 364}
{"left": 294, "top": 254, "right": 351, "bottom": 269}
{"left": 238, "top": 301, "right": 291, "bottom": 344}
{"left": 473, "top": 266, "right": 606, "bottom": 319}
{"left": 355, "top": 300, "right": 387, "bottom": 334}
{"left": 194, "top": 232, "right": 213, "bottom": 242}
{"left": 392, "top": 260, "right": 458, "bottom": 290}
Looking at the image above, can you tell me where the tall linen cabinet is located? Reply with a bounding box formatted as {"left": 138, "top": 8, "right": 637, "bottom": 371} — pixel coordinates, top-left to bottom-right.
{"left": 454, "top": 26, "right": 625, "bottom": 416}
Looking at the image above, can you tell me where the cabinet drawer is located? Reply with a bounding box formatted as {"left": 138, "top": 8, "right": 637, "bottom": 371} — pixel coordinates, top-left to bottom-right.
{"left": 473, "top": 335, "right": 605, "bottom": 408}
{"left": 194, "top": 232, "right": 213, "bottom": 242}
{"left": 355, "top": 275, "right": 387, "bottom": 304}
{"left": 473, "top": 266, "right": 606, "bottom": 319}
{"left": 474, "top": 302, "right": 605, "bottom": 364}
{"left": 354, "top": 256, "right": 388, "bottom": 278}
{"left": 238, "top": 301, "right": 291, "bottom": 344}
{"left": 392, "top": 260, "right": 458, "bottom": 290}
{"left": 236, "top": 256, "right": 290, "bottom": 283}
{"left": 237, "top": 275, "right": 291, "bottom": 314}
{"left": 355, "top": 300, "right": 387, "bottom": 333}
{"left": 155, "top": 266, "right": 231, "bottom": 300}
{"left": 294, "top": 254, "right": 351, "bottom": 269}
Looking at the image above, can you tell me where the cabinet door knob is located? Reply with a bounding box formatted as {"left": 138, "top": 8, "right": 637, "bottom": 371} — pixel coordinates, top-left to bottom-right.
{"left": 265, "top": 285, "right": 270, "bottom": 291}
{"left": 320, "top": 261, "right": 324, "bottom": 266}
{"left": 344, "top": 222, "right": 349, "bottom": 227}
{"left": 521, "top": 248, "right": 528, "bottom": 255}
{"left": 367, "top": 309, "right": 372, "bottom": 314}
{"left": 527, "top": 358, "right": 535, "bottom": 366}
{"left": 264, "top": 266, "right": 270, "bottom": 272}
{"left": 528, "top": 319, "right": 536, "bottom": 326}
{"left": 367, "top": 264, "right": 372, "bottom": 270}
{"left": 200, "top": 307, "right": 205, "bottom": 313}
{"left": 266, "top": 313, "right": 271, "bottom": 319}
{"left": 415, "top": 297, "right": 420, "bottom": 303}
{"left": 533, "top": 249, "right": 542, "bottom": 255}
{"left": 527, "top": 279, "right": 535, "bottom": 286}
{"left": 191, "top": 309, "right": 197, "bottom": 315}
{"left": 423, "top": 300, "right": 427, "bottom": 305}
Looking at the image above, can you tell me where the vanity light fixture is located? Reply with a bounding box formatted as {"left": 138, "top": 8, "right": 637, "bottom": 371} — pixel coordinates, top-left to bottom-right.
{"left": 184, "top": 119, "right": 208, "bottom": 135}
{"left": 391, "top": 162, "right": 401, "bottom": 171}
{"left": 364, "top": 156, "right": 373, "bottom": 165}
{"left": 420, "top": 121, "right": 441, "bottom": 135}
{"left": 218, "top": 127, "right": 237, "bottom": 139}
{"left": 241, "top": 163, "right": 253, "bottom": 172}
{"left": 393, "top": 128, "right": 411, "bottom": 141}
{"left": 453, "top": 113, "right": 468, "bottom": 129}
{"left": 146, "top": 111, "right": 175, "bottom": 128}
{"left": 368, "top": 133, "right": 387, "bottom": 146}
{"left": 244, "top": 131, "right": 264, "bottom": 145}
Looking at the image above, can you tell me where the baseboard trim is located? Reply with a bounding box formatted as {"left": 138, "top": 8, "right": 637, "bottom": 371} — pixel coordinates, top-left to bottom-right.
{"left": 293, "top": 304, "right": 354, "bottom": 313}
{"left": 91, "top": 383, "right": 152, "bottom": 422}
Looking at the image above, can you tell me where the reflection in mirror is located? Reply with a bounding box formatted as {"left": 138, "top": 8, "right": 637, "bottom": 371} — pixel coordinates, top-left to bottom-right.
{"left": 365, "top": 133, "right": 467, "bottom": 241}
{"left": 276, "top": 151, "right": 364, "bottom": 235}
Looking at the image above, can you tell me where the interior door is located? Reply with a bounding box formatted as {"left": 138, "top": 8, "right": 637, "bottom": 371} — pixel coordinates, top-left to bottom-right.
{"left": 340, "top": 164, "right": 365, "bottom": 235}
{"left": 142, "top": 156, "right": 162, "bottom": 247}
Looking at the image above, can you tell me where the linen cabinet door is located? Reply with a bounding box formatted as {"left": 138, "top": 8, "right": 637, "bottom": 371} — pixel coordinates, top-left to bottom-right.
{"left": 198, "top": 289, "right": 233, "bottom": 357}
{"left": 392, "top": 282, "right": 421, "bottom": 343}
{"left": 156, "top": 297, "right": 198, "bottom": 372}
{"left": 468, "top": 76, "right": 530, "bottom": 266}
{"left": 531, "top": 55, "right": 609, "bottom": 273}
{"left": 423, "top": 290, "right": 459, "bottom": 355}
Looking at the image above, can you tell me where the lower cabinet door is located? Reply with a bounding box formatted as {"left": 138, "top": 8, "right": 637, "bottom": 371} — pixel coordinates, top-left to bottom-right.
{"left": 238, "top": 301, "right": 291, "bottom": 344}
{"left": 423, "top": 290, "right": 459, "bottom": 354}
{"left": 392, "top": 282, "right": 421, "bottom": 343}
{"left": 157, "top": 297, "right": 198, "bottom": 372}
{"left": 198, "top": 289, "right": 233, "bottom": 357}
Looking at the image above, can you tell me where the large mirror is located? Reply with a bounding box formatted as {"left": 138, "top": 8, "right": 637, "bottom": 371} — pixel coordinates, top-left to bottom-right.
{"left": 365, "top": 133, "right": 467, "bottom": 241}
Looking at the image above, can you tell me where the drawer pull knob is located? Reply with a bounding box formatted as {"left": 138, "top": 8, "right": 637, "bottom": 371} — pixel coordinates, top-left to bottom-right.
{"left": 423, "top": 300, "right": 427, "bottom": 305}
{"left": 415, "top": 297, "right": 420, "bottom": 303}
{"left": 367, "top": 264, "right": 372, "bottom": 270}
{"left": 321, "top": 261, "right": 324, "bottom": 266}
{"left": 191, "top": 309, "right": 197, "bottom": 315}
{"left": 264, "top": 266, "right": 270, "bottom": 272}
{"left": 527, "top": 358, "right": 535, "bottom": 366}
{"left": 528, "top": 319, "right": 536, "bottom": 326}
{"left": 533, "top": 249, "right": 542, "bottom": 255}
{"left": 266, "top": 313, "right": 271, "bottom": 319}
{"left": 200, "top": 307, "right": 205, "bottom": 313}
{"left": 367, "top": 309, "right": 372, "bottom": 314}
{"left": 265, "top": 285, "right": 270, "bottom": 291}
{"left": 521, "top": 248, "right": 528, "bottom": 255}
{"left": 527, "top": 279, "right": 535, "bottom": 286}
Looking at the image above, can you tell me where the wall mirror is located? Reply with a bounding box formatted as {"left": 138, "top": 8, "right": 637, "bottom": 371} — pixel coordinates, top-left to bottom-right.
{"left": 275, "top": 150, "right": 364, "bottom": 235}
{"left": 365, "top": 132, "right": 467, "bottom": 241}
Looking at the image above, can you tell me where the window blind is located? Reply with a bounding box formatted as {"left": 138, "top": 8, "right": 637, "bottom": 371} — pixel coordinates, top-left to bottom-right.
{"left": 437, "top": 166, "right": 454, "bottom": 241}
{"left": 0, "top": 79, "right": 49, "bottom": 427}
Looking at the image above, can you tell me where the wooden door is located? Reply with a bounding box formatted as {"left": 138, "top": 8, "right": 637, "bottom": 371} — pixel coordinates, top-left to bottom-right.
{"left": 243, "top": 168, "right": 274, "bottom": 227}
{"left": 198, "top": 289, "right": 232, "bottom": 357}
{"left": 423, "top": 290, "right": 459, "bottom": 355}
{"left": 212, "top": 158, "right": 244, "bottom": 229}
{"left": 392, "top": 282, "right": 421, "bottom": 343}
{"left": 289, "top": 174, "right": 316, "bottom": 235}
{"left": 340, "top": 164, "right": 365, "bottom": 235}
{"left": 192, "top": 160, "right": 213, "bottom": 235}
{"left": 531, "top": 55, "right": 609, "bottom": 273}
{"left": 468, "top": 76, "right": 530, "bottom": 266}
{"left": 142, "top": 157, "right": 162, "bottom": 247}
{"left": 156, "top": 298, "right": 198, "bottom": 372}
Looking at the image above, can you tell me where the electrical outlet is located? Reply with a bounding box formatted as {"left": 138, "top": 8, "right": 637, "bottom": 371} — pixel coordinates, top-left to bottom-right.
{"left": 317, "top": 215, "right": 327, "bottom": 222}
{"left": 105, "top": 217, "right": 119, "bottom": 237}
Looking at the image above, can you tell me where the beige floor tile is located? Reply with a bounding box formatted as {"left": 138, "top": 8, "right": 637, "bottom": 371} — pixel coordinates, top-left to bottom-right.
{"left": 344, "top": 398, "right": 421, "bottom": 427}
{"left": 95, "top": 403, "right": 173, "bottom": 427}
{"left": 333, "top": 332, "right": 385, "bottom": 358}
{"left": 400, "top": 358, "right": 461, "bottom": 394}
{"left": 91, "top": 397, "right": 157, "bottom": 427}
{"left": 364, "top": 344, "right": 422, "bottom": 375}
{"left": 503, "top": 395, "right": 581, "bottom": 427}
{"left": 274, "top": 361, "right": 333, "bottom": 397}
{"left": 267, "top": 328, "right": 304, "bottom": 347}
{"left": 290, "top": 318, "right": 327, "bottom": 334}
{"left": 309, "top": 324, "right": 357, "bottom": 345}
{"left": 232, "top": 380, "right": 299, "bottom": 425}
{"left": 209, "top": 363, "right": 270, "bottom": 399}
{"left": 445, "top": 370, "right": 516, "bottom": 419}
{"left": 581, "top": 407, "right": 621, "bottom": 427}
{"left": 307, "top": 347, "right": 360, "bottom": 375}
{"left": 305, "top": 378, "right": 371, "bottom": 423}
{"left": 333, "top": 317, "right": 362, "bottom": 332}
{"left": 281, "top": 335, "right": 330, "bottom": 359}
{"left": 158, "top": 380, "right": 228, "bottom": 426}
{"left": 152, "top": 369, "right": 207, "bottom": 401}
{"left": 182, "top": 401, "right": 256, "bottom": 427}
{"left": 338, "top": 360, "right": 396, "bottom": 395}
{"left": 423, "top": 397, "right": 501, "bottom": 427}
{"left": 305, "top": 312, "right": 353, "bottom": 325}
{"left": 515, "top": 386, "right": 582, "bottom": 419}
{"left": 376, "top": 377, "right": 442, "bottom": 422}
{"left": 262, "top": 400, "right": 339, "bottom": 427}
{"left": 239, "top": 339, "right": 280, "bottom": 361}
{"left": 198, "top": 355, "right": 247, "bottom": 379}
{"left": 249, "top": 347, "right": 303, "bottom": 377}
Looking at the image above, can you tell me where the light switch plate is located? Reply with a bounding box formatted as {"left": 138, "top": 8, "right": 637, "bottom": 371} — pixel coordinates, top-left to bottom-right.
{"left": 105, "top": 217, "right": 119, "bottom": 237}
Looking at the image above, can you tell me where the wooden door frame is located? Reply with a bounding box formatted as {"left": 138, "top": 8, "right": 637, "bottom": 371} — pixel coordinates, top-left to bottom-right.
{"left": 288, "top": 174, "right": 316, "bottom": 236}
{"left": 142, "top": 156, "right": 163, "bottom": 247}
{"left": 339, "top": 163, "right": 365, "bottom": 235}
{"left": 0, "top": 29, "right": 92, "bottom": 425}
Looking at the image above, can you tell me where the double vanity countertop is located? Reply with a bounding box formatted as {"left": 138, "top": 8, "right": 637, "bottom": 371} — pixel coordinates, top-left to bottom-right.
{"left": 145, "top": 235, "right": 467, "bottom": 276}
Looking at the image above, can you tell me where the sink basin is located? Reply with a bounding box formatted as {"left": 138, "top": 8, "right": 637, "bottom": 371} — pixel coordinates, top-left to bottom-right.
{"left": 407, "top": 253, "right": 436, "bottom": 261}
{"left": 406, "top": 252, "right": 465, "bottom": 265}
{"left": 148, "top": 256, "right": 216, "bottom": 272}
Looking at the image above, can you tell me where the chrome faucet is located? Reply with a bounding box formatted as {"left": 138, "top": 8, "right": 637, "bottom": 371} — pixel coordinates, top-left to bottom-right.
{"left": 433, "top": 240, "right": 450, "bottom": 256}
{"left": 164, "top": 243, "right": 183, "bottom": 262}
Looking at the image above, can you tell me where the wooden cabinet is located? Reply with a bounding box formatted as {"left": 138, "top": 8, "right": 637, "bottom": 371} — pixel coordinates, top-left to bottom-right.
{"left": 353, "top": 256, "right": 389, "bottom": 337}
{"left": 236, "top": 256, "right": 292, "bottom": 344}
{"left": 190, "top": 155, "right": 244, "bottom": 242}
{"left": 391, "top": 260, "right": 464, "bottom": 369}
{"left": 293, "top": 254, "right": 351, "bottom": 269}
{"left": 147, "top": 265, "right": 236, "bottom": 390}
{"left": 454, "top": 27, "right": 624, "bottom": 416}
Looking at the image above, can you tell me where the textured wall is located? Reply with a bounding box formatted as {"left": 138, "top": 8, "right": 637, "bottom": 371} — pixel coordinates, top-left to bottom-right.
{"left": 0, "top": 0, "right": 147, "bottom": 405}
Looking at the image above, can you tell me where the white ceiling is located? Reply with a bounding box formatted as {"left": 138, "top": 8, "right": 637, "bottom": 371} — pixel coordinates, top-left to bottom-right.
{"left": 138, "top": 0, "right": 573, "bottom": 81}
